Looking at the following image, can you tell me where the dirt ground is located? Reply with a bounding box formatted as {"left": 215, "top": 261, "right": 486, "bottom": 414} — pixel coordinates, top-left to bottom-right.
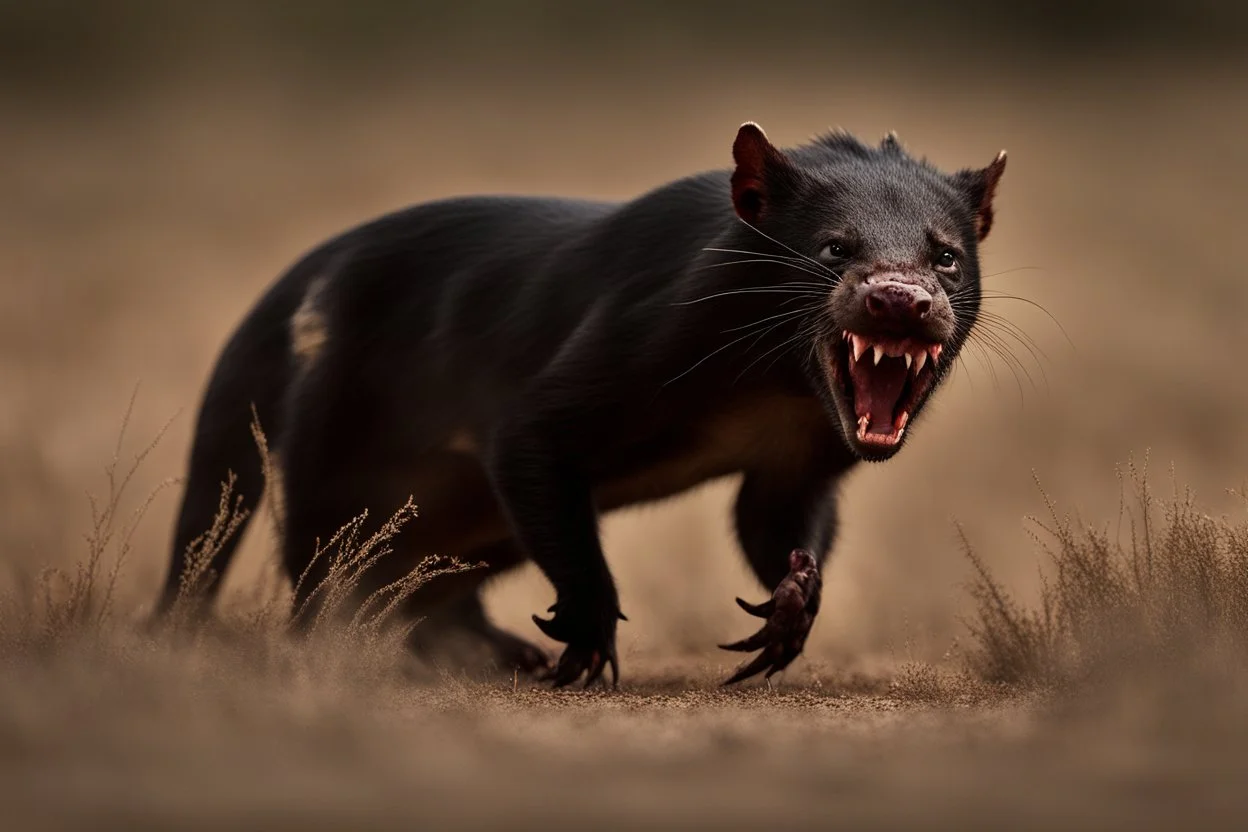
{"left": 8, "top": 636, "right": 1248, "bottom": 830}
{"left": 4, "top": 42, "right": 1248, "bottom": 830}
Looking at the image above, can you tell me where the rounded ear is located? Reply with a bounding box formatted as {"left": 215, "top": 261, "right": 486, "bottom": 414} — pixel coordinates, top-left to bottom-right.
{"left": 730, "top": 122, "right": 798, "bottom": 224}
{"left": 953, "top": 150, "right": 1007, "bottom": 241}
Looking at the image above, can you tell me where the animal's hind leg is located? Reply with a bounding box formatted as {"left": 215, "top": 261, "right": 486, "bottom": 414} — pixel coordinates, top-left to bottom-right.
{"left": 275, "top": 357, "right": 541, "bottom": 669}
{"left": 280, "top": 411, "right": 515, "bottom": 632}
{"left": 405, "top": 539, "right": 551, "bottom": 676}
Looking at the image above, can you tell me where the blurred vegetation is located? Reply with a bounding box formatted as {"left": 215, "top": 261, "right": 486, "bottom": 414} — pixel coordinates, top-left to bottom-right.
{"left": 964, "top": 461, "right": 1248, "bottom": 688}
{"left": 1, "top": 0, "right": 1244, "bottom": 95}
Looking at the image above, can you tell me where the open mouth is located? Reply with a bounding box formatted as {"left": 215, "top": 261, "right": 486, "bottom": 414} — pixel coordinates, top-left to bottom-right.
{"left": 828, "top": 331, "right": 943, "bottom": 449}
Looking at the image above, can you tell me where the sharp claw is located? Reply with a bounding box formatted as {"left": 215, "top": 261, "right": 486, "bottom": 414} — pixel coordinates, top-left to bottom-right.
{"left": 722, "top": 650, "right": 777, "bottom": 686}
{"left": 584, "top": 650, "right": 606, "bottom": 688}
{"left": 719, "top": 623, "right": 772, "bottom": 653}
{"left": 532, "top": 614, "right": 561, "bottom": 641}
{"left": 553, "top": 663, "right": 580, "bottom": 688}
{"left": 532, "top": 602, "right": 622, "bottom": 690}
{"left": 720, "top": 552, "right": 821, "bottom": 686}
{"left": 766, "top": 649, "right": 799, "bottom": 678}
{"left": 735, "top": 597, "right": 776, "bottom": 618}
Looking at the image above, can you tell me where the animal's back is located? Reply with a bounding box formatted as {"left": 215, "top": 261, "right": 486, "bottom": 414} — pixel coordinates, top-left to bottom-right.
{"left": 157, "top": 194, "right": 615, "bottom": 611}
{"left": 290, "top": 178, "right": 732, "bottom": 431}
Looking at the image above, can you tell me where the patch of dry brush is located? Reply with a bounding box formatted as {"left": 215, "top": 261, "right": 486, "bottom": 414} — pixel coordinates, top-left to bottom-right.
{"left": 10, "top": 393, "right": 1248, "bottom": 711}
{"left": 963, "top": 457, "right": 1248, "bottom": 687}
{"left": 0, "top": 396, "right": 478, "bottom": 686}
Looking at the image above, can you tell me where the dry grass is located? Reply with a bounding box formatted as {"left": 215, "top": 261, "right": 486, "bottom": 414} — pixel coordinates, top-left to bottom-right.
{"left": 0, "top": 400, "right": 480, "bottom": 700}
{"left": 13, "top": 396, "right": 1248, "bottom": 706}
{"left": 11, "top": 410, "right": 1248, "bottom": 828}
{"left": 963, "top": 456, "right": 1248, "bottom": 687}
{"left": 0, "top": 389, "right": 178, "bottom": 651}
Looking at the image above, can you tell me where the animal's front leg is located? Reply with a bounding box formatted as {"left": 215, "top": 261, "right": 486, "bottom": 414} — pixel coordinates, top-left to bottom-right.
{"left": 721, "top": 549, "right": 822, "bottom": 683}
{"left": 722, "top": 469, "right": 840, "bottom": 684}
{"left": 487, "top": 418, "right": 624, "bottom": 688}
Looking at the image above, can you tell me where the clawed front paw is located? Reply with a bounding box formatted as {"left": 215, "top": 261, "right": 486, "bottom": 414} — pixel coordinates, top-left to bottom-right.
{"left": 720, "top": 548, "right": 821, "bottom": 685}
{"left": 532, "top": 600, "right": 627, "bottom": 689}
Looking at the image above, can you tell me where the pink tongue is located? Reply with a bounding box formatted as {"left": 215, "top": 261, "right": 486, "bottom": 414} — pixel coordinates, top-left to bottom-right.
{"left": 849, "top": 356, "right": 908, "bottom": 433}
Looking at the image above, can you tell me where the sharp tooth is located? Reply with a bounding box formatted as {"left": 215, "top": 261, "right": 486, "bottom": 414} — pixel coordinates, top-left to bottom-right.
{"left": 904, "top": 353, "right": 912, "bottom": 371}
{"left": 857, "top": 415, "right": 869, "bottom": 437}
{"left": 851, "top": 335, "right": 866, "bottom": 363}
{"left": 929, "top": 344, "right": 943, "bottom": 364}
{"left": 897, "top": 411, "right": 910, "bottom": 431}
{"left": 873, "top": 345, "right": 884, "bottom": 365}
{"left": 913, "top": 351, "right": 927, "bottom": 375}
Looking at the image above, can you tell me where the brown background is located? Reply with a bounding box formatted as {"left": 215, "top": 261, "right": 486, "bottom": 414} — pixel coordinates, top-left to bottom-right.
{"left": 3, "top": 0, "right": 1247, "bottom": 667}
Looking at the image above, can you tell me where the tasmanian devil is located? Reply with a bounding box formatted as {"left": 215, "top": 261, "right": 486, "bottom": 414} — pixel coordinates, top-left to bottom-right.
{"left": 156, "top": 122, "right": 1006, "bottom": 687}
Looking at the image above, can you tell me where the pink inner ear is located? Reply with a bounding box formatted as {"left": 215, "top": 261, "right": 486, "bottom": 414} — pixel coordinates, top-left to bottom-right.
{"left": 731, "top": 173, "right": 765, "bottom": 222}
{"left": 975, "top": 153, "right": 1007, "bottom": 241}
{"left": 975, "top": 207, "right": 995, "bottom": 241}
{"left": 730, "top": 125, "right": 778, "bottom": 223}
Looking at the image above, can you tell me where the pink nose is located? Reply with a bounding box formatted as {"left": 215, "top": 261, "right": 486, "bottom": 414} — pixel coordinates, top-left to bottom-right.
{"left": 864, "top": 281, "right": 933, "bottom": 323}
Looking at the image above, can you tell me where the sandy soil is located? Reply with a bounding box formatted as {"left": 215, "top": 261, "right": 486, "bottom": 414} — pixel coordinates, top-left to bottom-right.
{"left": 4, "top": 51, "right": 1248, "bottom": 829}
{"left": 7, "top": 637, "right": 1248, "bottom": 830}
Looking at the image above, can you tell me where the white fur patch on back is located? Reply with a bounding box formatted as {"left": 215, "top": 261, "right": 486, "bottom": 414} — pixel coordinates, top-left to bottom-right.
{"left": 290, "top": 276, "right": 328, "bottom": 366}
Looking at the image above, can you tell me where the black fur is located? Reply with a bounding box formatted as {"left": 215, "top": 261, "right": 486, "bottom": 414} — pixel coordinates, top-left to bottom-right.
{"left": 158, "top": 124, "right": 1006, "bottom": 686}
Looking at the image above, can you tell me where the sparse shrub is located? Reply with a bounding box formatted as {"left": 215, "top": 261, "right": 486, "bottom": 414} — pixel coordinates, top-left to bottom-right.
{"left": 964, "top": 457, "right": 1248, "bottom": 687}
{"left": 1, "top": 389, "right": 178, "bottom": 650}
{"left": 287, "top": 496, "right": 482, "bottom": 652}
{"left": 1, "top": 395, "right": 479, "bottom": 673}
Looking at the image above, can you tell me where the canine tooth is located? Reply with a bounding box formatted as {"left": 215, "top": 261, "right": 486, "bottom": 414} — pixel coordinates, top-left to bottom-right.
{"left": 904, "top": 354, "right": 912, "bottom": 370}
{"left": 857, "top": 415, "right": 869, "bottom": 437}
{"left": 873, "top": 345, "right": 884, "bottom": 365}
{"left": 929, "top": 344, "right": 943, "bottom": 363}
{"left": 913, "top": 351, "right": 927, "bottom": 375}
{"left": 851, "top": 335, "right": 866, "bottom": 363}
{"left": 897, "top": 411, "right": 910, "bottom": 430}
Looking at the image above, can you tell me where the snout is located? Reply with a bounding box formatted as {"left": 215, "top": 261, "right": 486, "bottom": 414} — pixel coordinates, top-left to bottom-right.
{"left": 819, "top": 271, "right": 958, "bottom": 458}
{"left": 864, "top": 280, "right": 932, "bottom": 326}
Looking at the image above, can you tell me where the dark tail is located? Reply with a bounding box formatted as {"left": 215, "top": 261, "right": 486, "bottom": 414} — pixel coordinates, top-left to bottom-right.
{"left": 156, "top": 286, "right": 301, "bottom": 616}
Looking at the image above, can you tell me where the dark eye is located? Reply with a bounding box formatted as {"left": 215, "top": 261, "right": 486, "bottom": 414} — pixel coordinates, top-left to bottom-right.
{"left": 935, "top": 249, "right": 958, "bottom": 270}
{"left": 821, "top": 241, "right": 848, "bottom": 260}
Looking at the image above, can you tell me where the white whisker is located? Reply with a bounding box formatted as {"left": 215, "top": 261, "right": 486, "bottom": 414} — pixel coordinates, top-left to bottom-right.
{"left": 721, "top": 306, "right": 817, "bottom": 334}
{"left": 695, "top": 257, "right": 831, "bottom": 281}
{"left": 672, "top": 287, "right": 824, "bottom": 307}
{"left": 734, "top": 219, "right": 839, "bottom": 282}
{"left": 703, "top": 247, "right": 819, "bottom": 266}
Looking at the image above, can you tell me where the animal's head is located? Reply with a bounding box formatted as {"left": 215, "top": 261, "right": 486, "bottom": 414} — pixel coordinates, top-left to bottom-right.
{"left": 727, "top": 122, "right": 1006, "bottom": 462}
